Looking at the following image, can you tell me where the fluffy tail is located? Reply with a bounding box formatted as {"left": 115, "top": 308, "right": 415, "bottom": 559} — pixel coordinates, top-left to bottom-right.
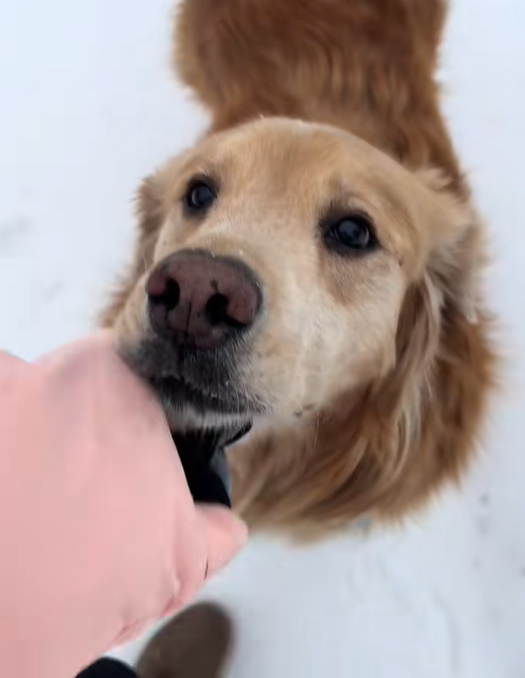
{"left": 173, "top": 0, "right": 448, "bottom": 133}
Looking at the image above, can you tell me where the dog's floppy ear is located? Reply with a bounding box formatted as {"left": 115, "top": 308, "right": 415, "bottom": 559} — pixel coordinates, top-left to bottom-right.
{"left": 344, "top": 177, "right": 493, "bottom": 518}
{"left": 373, "top": 175, "right": 489, "bottom": 490}
{"left": 99, "top": 174, "right": 166, "bottom": 328}
{"left": 417, "top": 169, "right": 485, "bottom": 325}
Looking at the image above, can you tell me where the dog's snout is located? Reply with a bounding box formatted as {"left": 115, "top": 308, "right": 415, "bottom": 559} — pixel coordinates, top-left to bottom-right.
{"left": 146, "top": 250, "right": 262, "bottom": 349}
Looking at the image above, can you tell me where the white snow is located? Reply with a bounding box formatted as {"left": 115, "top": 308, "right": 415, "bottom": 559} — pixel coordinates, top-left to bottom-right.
{"left": 1, "top": 1, "right": 524, "bottom": 676}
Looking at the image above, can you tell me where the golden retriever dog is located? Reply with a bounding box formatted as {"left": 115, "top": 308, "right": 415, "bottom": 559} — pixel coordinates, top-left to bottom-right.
{"left": 102, "top": 0, "right": 496, "bottom": 538}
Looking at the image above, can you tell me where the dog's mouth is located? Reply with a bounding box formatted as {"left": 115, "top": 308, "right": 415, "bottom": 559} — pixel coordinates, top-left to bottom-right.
{"left": 121, "top": 336, "right": 267, "bottom": 427}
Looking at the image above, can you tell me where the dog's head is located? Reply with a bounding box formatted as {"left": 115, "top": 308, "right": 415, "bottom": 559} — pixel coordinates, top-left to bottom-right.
{"left": 110, "top": 117, "right": 484, "bottom": 466}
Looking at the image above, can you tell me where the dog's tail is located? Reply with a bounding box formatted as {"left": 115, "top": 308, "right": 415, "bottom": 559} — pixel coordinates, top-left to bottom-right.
{"left": 173, "top": 0, "right": 448, "bottom": 131}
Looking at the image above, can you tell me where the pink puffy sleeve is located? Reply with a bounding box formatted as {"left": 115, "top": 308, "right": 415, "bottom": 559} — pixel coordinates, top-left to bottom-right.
{"left": 0, "top": 337, "right": 246, "bottom": 678}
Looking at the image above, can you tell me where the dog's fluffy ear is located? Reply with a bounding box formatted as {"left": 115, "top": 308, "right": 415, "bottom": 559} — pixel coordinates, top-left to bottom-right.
{"left": 385, "top": 174, "right": 487, "bottom": 470}
{"left": 356, "top": 176, "right": 493, "bottom": 516}
{"left": 99, "top": 175, "right": 165, "bottom": 328}
{"left": 417, "top": 169, "right": 485, "bottom": 325}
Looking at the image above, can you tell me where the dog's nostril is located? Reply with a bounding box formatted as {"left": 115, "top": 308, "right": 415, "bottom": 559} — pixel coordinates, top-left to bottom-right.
{"left": 206, "top": 293, "right": 227, "bottom": 325}
{"left": 205, "top": 293, "right": 238, "bottom": 327}
{"left": 150, "top": 278, "right": 180, "bottom": 311}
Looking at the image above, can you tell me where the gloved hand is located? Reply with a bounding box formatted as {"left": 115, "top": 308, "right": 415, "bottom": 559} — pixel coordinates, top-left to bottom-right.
{"left": 0, "top": 332, "right": 247, "bottom": 678}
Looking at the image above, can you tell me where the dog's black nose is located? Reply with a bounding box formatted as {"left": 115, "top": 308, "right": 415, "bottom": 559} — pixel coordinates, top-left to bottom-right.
{"left": 146, "top": 250, "right": 262, "bottom": 350}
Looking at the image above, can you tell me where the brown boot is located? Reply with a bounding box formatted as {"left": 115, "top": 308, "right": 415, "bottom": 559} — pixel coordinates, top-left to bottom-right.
{"left": 136, "top": 603, "right": 233, "bottom": 678}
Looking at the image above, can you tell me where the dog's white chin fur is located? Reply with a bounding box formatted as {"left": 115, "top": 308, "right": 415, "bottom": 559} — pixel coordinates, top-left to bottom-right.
{"left": 164, "top": 399, "right": 256, "bottom": 433}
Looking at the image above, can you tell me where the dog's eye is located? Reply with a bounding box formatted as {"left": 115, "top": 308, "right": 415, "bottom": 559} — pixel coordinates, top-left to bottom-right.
{"left": 324, "top": 215, "right": 376, "bottom": 253}
{"left": 184, "top": 180, "right": 216, "bottom": 212}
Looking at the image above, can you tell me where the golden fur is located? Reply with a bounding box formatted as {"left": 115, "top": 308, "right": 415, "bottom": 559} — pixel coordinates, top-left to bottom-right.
{"left": 102, "top": 0, "right": 496, "bottom": 538}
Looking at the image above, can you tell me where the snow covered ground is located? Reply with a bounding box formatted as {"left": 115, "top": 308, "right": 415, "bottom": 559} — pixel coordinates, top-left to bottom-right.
{"left": 1, "top": 1, "right": 524, "bottom": 676}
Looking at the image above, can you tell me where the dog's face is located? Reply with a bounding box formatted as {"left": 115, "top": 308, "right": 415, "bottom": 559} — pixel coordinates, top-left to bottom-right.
{"left": 114, "top": 118, "right": 470, "bottom": 433}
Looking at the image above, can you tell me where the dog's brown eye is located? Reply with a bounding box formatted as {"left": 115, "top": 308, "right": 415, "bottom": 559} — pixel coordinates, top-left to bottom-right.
{"left": 185, "top": 180, "right": 216, "bottom": 212}
{"left": 324, "top": 215, "right": 376, "bottom": 253}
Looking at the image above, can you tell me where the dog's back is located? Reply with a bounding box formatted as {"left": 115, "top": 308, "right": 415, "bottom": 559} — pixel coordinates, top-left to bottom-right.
{"left": 175, "top": 0, "right": 461, "bottom": 187}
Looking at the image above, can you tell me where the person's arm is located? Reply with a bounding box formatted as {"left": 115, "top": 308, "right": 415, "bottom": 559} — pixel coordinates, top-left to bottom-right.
{"left": 0, "top": 333, "right": 246, "bottom": 678}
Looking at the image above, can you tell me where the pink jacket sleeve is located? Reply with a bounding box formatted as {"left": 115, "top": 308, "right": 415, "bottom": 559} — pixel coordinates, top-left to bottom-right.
{"left": 0, "top": 334, "right": 246, "bottom": 678}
